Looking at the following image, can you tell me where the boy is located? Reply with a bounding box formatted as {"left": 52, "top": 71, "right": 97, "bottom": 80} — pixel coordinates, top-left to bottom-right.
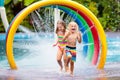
{"left": 62, "top": 21, "right": 81, "bottom": 76}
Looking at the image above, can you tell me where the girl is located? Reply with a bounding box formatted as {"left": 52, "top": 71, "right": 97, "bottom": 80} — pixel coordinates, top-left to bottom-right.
{"left": 53, "top": 20, "right": 67, "bottom": 71}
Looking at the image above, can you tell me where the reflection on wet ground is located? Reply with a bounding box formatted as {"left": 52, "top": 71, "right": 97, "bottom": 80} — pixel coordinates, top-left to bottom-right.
{"left": 0, "top": 65, "right": 120, "bottom": 80}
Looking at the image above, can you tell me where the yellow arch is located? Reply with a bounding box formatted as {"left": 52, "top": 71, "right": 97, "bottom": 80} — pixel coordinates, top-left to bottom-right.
{"left": 6, "top": 0, "right": 107, "bottom": 69}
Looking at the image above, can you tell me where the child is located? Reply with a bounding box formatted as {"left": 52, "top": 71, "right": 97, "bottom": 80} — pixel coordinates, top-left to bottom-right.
{"left": 62, "top": 21, "right": 81, "bottom": 76}
{"left": 53, "top": 20, "right": 67, "bottom": 71}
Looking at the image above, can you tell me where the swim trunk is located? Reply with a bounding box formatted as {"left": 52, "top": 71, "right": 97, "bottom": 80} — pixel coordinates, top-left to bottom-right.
{"left": 65, "top": 46, "right": 76, "bottom": 62}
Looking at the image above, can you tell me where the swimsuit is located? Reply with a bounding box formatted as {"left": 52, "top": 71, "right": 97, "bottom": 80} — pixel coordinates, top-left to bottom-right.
{"left": 65, "top": 46, "right": 76, "bottom": 62}
{"left": 58, "top": 36, "right": 67, "bottom": 51}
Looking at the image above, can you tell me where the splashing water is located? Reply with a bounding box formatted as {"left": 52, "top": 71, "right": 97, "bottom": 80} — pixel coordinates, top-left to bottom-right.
{"left": 0, "top": 32, "right": 120, "bottom": 80}
{"left": 0, "top": 7, "right": 120, "bottom": 80}
{"left": 18, "top": 25, "right": 32, "bottom": 33}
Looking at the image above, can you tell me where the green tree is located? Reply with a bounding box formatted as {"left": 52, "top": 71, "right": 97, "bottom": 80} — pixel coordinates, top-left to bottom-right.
{"left": 73, "top": 0, "right": 120, "bottom": 32}
{"left": 0, "top": 0, "right": 119, "bottom": 32}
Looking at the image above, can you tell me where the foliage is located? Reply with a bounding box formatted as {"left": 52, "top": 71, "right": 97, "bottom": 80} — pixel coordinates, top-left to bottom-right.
{"left": 73, "top": 0, "right": 120, "bottom": 32}
{"left": 4, "top": 0, "right": 11, "bottom": 5}
{"left": 0, "top": 0, "right": 120, "bottom": 32}
{"left": 24, "top": 0, "right": 36, "bottom": 6}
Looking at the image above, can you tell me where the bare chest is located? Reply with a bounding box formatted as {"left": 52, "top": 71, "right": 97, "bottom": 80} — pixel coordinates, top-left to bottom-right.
{"left": 67, "top": 34, "right": 77, "bottom": 41}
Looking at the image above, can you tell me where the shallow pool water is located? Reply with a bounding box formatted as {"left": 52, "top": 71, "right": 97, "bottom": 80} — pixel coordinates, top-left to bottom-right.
{"left": 0, "top": 32, "right": 120, "bottom": 80}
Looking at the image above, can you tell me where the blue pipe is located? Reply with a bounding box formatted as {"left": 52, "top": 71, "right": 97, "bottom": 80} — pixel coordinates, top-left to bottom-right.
{"left": 0, "top": 0, "right": 4, "bottom": 6}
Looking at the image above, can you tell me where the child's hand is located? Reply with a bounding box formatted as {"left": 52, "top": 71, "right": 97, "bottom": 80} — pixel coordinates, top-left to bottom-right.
{"left": 77, "top": 31, "right": 81, "bottom": 43}
{"left": 77, "top": 31, "right": 80, "bottom": 34}
{"left": 53, "top": 43, "right": 57, "bottom": 47}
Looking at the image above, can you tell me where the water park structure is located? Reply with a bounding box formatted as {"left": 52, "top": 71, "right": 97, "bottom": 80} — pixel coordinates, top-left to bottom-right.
{"left": 4, "top": 0, "right": 107, "bottom": 70}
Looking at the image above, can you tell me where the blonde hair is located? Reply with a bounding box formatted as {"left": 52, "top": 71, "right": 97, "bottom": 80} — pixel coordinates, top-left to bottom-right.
{"left": 55, "top": 20, "right": 66, "bottom": 34}
{"left": 68, "top": 21, "right": 79, "bottom": 31}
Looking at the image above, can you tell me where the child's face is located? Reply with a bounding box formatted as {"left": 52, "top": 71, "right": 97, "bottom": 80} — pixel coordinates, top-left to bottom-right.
{"left": 69, "top": 23, "right": 78, "bottom": 33}
{"left": 57, "top": 22, "right": 64, "bottom": 30}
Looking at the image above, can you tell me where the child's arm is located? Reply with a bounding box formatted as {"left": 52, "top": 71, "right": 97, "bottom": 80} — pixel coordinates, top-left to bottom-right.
{"left": 62, "top": 30, "right": 70, "bottom": 41}
{"left": 77, "top": 31, "right": 81, "bottom": 43}
{"left": 53, "top": 38, "right": 58, "bottom": 47}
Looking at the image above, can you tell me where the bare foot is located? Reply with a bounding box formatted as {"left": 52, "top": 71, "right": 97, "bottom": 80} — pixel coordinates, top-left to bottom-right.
{"left": 70, "top": 72, "right": 74, "bottom": 77}
{"left": 60, "top": 66, "right": 63, "bottom": 71}
{"left": 65, "top": 66, "right": 69, "bottom": 72}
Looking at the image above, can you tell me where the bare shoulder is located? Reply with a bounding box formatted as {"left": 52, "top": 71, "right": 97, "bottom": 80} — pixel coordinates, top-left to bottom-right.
{"left": 65, "top": 29, "right": 71, "bottom": 35}
{"left": 77, "top": 31, "right": 81, "bottom": 36}
{"left": 77, "top": 31, "right": 81, "bottom": 34}
{"left": 65, "top": 29, "right": 69, "bottom": 33}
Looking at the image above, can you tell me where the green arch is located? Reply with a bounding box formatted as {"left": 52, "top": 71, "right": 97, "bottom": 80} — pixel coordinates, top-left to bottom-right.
{"left": 58, "top": 6, "right": 94, "bottom": 61}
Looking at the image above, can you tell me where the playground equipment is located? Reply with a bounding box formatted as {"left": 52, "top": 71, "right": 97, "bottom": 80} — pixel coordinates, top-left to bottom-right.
{"left": 5, "top": 0, "right": 107, "bottom": 69}
{"left": 57, "top": 6, "right": 100, "bottom": 65}
{"left": 0, "top": 0, "right": 9, "bottom": 32}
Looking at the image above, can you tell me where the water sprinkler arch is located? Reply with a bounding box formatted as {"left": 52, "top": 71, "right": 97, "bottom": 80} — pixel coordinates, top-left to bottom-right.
{"left": 6, "top": 0, "right": 107, "bottom": 69}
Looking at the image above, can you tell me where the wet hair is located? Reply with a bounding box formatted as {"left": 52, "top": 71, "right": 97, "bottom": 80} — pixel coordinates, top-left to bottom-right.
{"left": 68, "top": 21, "right": 79, "bottom": 31}
{"left": 55, "top": 20, "right": 66, "bottom": 34}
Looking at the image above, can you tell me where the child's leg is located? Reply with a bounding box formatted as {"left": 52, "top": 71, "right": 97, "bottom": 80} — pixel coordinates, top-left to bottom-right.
{"left": 70, "top": 60, "right": 74, "bottom": 75}
{"left": 66, "top": 52, "right": 72, "bottom": 72}
{"left": 63, "top": 49, "right": 68, "bottom": 72}
{"left": 57, "top": 49, "right": 63, "bottom": 71}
